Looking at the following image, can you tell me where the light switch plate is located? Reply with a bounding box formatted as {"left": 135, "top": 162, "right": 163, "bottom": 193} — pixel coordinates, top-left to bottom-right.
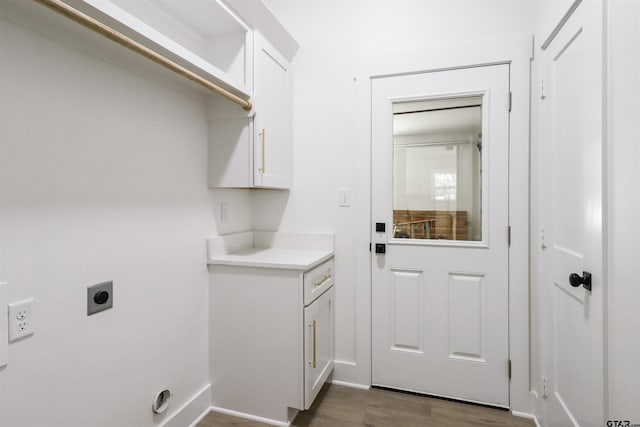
{"left": 338, "top": 188, "right": 352, "bottom": 207}
{"left": 0, "top": 282, "right": 7, "bottom": 367}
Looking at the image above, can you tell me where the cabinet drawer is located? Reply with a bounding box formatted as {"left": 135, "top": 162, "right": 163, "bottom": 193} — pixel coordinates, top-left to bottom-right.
{"left": 303, "top": 259, "right": 334, "bottom": 306}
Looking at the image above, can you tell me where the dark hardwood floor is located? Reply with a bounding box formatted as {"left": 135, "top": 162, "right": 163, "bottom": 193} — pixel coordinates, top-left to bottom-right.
{"left": 198, "top": 384, "right": 535, "bottom": 427}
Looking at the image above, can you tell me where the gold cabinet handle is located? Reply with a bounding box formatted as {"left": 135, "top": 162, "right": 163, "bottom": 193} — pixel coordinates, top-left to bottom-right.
{"left": 258, "top": 129, "right": 265, "bottom": 173}
{"left": 308, "top": 320, "right": 317, "bottom": 368}
{"left": 313, "top": 273, "right": 332, "bottom": 287}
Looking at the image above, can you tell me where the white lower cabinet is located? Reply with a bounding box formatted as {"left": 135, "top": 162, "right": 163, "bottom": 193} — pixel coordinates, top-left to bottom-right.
{"left": 209, "top": 258, "right": 334, "bottom": 424}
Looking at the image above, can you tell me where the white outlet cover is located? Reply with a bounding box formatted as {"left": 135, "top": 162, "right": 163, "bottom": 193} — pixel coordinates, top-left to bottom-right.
{"left": 220, "top": 202, "right": 228, "bottom": 224}
{"left": 8, "top": 298, "right": 34, "bottom": 342}
{"left": 0, "top": 282, "right": 7, "bottom": 366}
{"left": 338, "top": 188, "right": 352, "bottom": 207}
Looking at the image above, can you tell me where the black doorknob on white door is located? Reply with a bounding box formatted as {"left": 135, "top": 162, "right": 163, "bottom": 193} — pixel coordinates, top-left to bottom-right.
{"left": 569, "top": 271, "right": 592, "bottom": 292}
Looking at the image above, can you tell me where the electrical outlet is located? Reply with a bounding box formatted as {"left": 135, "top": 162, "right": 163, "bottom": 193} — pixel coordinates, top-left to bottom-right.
{"left": 8, "top": 298, "right": 34, "bottom": 342}
{"left": 220, "top": 202, "right": 228, "bottom": 224}
{"left": 0, "top": 282, "right": 8, "bottom": 367}
{"left": 87, "top": 281, "right": 113, "bottom": 315}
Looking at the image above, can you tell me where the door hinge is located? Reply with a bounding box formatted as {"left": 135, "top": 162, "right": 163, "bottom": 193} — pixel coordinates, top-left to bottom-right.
{"left": 508, "top": 226, "right": 511, "bottom": 246}
{"left": 508, "top": 92, "right": 512, "bottom": 112}
{"left": 369, "top": 243, "right": 372, "bottom": 252}
{"left": 540, "top": 80, "right": 546, "bottom": 100}
{"left": 508, "top": 360, "right": 512, "bottom": 380}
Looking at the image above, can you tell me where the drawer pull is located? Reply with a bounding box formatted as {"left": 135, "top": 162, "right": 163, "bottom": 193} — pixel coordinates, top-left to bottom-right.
{"left": 308, "top": 320, "right": 317, "bottom": 368}
{"left": 313, "top": 273, "right": 332, "bottom": 287}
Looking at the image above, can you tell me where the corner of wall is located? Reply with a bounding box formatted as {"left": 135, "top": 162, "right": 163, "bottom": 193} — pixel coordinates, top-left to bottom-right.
{"left": 162, "top": 384, "right": 211, "bottom": 427}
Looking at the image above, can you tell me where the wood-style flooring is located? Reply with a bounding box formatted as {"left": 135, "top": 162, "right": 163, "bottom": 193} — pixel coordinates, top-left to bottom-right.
{"left": 197, "top": 384, "right": 535, "bottom": 427}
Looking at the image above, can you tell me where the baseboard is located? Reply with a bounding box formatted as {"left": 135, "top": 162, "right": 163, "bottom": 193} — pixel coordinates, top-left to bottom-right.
{"left": 210, "top": 406, "right": 292, "bottom": 427}
{"left": 163, "top": 384, "right": 211, "bottom": 427}
{"left": 512, "top": 410, "right": 541, "bottom": 427}
{"left": 329, "top": 379, "right": 370, "bottom": 390}
{"left": 332, "top": 359, "right": 371, "bottom": 388}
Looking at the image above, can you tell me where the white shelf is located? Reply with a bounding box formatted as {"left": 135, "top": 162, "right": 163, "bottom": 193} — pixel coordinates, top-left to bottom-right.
{"left": 75, "top": 0, "right": 252, "bottom": 98}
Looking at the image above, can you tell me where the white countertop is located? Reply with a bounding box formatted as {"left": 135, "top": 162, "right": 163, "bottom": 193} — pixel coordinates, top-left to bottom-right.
{"left": 208, "top": 247, "right": 333, "bottom": 270}
{"left": 206, "top": 231, "right": 335, "bottom": 271}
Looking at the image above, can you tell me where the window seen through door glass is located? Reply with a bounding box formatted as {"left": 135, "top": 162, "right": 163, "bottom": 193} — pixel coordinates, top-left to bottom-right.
{"left": 392, "top": 97, "right": 483, "bottom": 241}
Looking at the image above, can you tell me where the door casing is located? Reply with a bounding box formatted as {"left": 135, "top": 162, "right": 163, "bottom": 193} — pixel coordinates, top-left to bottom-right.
{"left": 346, "top": 36, "right": 533, "bottom": 415}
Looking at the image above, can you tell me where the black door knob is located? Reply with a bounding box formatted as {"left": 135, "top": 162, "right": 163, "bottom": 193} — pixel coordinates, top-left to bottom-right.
{"left": 569, "top": 271, "right": 592, "bottom": 292}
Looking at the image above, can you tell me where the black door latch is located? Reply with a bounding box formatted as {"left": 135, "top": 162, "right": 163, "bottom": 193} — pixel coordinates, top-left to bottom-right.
{"left": 569, "top": 271, "right": 592, "bottom": 292}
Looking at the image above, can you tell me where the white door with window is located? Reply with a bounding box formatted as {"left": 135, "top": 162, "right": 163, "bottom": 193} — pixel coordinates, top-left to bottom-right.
{"left": 371, "top": 64, "right": 511, "bottom": 407}
{"left": 542, "top": 1, "right": 604, "bottom": 425}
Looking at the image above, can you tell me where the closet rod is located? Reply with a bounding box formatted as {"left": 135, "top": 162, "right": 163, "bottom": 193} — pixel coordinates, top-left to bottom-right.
{"left": 34, "top": 0, "right": 253, "bottom": 111}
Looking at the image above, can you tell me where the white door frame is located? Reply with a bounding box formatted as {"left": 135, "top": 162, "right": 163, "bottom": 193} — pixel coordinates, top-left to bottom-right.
{"left": 339, "top": 36, "right": 534, "bottom": 415}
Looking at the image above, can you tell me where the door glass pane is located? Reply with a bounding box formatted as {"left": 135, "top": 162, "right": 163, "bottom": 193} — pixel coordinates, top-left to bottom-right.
{"left": 393, "top": 96, "right": 483, "bottom": 241}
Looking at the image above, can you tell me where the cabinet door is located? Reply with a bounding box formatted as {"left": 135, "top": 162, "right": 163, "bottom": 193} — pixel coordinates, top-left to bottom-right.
{"left": 304, "top": 287, "right": 334, "bottom": 409}
{"left": 253, "top": 32, "right": 290, "bottom": 189}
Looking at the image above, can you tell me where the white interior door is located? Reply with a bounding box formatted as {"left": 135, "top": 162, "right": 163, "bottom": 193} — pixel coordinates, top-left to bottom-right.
{"left": 371, "top": 64, "right": 511, "bottom": 407}
{"left": 542, "top": 1, "right": 604, "bottom": 426}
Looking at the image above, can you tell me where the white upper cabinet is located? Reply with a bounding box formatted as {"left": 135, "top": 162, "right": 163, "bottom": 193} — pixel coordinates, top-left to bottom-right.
{"left": 252, "top": 32, "right": 291, "bottom": 189}
{"left": 60, "top": 0, "right": 297, "bottom": 190}
{"left": 207, "top": 29, "right": 295, "bottom": 189}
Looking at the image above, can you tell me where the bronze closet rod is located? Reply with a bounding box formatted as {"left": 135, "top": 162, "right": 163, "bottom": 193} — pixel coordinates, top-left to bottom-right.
{"left": 34, "top": 0, "right": 253, "bottom": 111}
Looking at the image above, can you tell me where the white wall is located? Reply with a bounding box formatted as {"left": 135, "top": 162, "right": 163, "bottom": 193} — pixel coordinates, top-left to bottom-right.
{"left": 210, "top": 189, "right": 254, "bottom": 236}
{"left": 262, "top": 0, "right": 537, "bottom": 386}
{"left": 0, "top": 7, "right": 213, "bottom": 426}
{"left": 607, "top": 0, "right": 640, "bottom": 422}
{"left": 12, "top": 1, "right": 636, "bottom": 425}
